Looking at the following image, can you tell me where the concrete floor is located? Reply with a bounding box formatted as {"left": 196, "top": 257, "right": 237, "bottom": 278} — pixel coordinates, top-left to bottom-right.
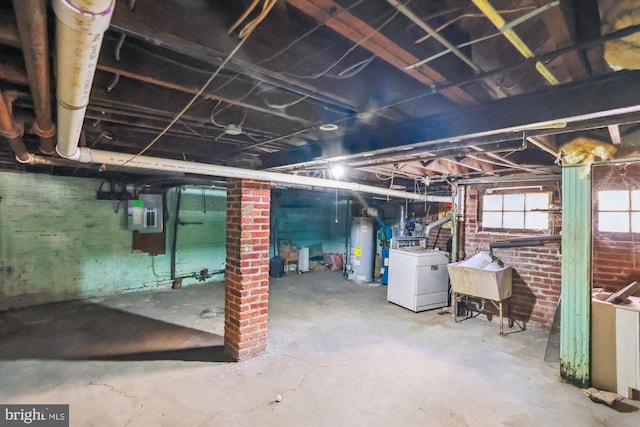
{"left": 1, "top": 271, "right": 638, "bottom": 427}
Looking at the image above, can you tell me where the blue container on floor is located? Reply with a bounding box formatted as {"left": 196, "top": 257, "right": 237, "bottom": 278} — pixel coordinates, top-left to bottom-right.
{"left": 381, "top": 246, "right": 389, "bottom": 285}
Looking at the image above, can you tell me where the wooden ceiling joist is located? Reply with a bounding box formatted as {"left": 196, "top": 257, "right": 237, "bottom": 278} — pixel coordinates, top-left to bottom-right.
{"left": 286, "top": 0, "right": 477, "bottom": 106}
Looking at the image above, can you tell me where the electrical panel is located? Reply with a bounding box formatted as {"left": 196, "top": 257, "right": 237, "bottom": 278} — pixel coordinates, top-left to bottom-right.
{"left": 126, "top": 194, "right": 163, "bottom": 233}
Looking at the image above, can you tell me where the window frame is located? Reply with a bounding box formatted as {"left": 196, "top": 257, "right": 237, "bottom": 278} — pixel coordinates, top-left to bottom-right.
{"left": 596, "top": 189, "right": 640, "bottom": 234}
{"left": 479, "top": 190, "right": 551, "bottom": 233}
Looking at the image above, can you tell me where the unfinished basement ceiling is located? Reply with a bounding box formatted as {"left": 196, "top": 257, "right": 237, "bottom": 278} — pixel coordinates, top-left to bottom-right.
{"left": 1, "top": 0, "right": 639, "bottom": 194}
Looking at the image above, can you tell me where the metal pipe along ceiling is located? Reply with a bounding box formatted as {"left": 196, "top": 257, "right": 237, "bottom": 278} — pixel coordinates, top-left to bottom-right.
{"left": 12, "top": 0, "right": 56, "bottom": 155}
{"left": 69, "top": 148, "right": 443, "bottom": 201}
{"left": 0, "top": 92, "right": 31, "bottom": 163}
{"left": 48, "top": 0, "right": 445, "bottom": 201}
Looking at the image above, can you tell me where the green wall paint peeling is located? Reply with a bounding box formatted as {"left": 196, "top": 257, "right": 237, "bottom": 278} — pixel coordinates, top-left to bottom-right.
{"left": 0, "top": 172, "right": 227, "bottom": 310}
{"left": 560, "top": 165, "right": 591, "bottom": 387}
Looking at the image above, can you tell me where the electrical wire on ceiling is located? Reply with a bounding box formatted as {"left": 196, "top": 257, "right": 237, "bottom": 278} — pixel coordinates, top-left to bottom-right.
{"left": 413, "top": 6, "right": 535, "bottom": 44}
{"left": 263, "top": 92, "right": 309, "bottom": 109}
{"left": 210, "top": 83, "right": 262, "bottom": 122}
{"left": 407, "top": 1, "right": 561, "bottom": 70}
{"left": 334, "top": 54, "right": 377, "bottom": 78}
{"left": 209, "top": 0, "right": 367, "bottom": 95}
{"left": 119, "top": 0, "right": 278, "bottom": 166}
{"left": 283, "top": 1, "right": 411, "bottom": 80}
{"left": 227, "top": 18, "right": 640, "bottom": 160}
{"left": 228, "top": 0, "right": 278, "bottom": 39}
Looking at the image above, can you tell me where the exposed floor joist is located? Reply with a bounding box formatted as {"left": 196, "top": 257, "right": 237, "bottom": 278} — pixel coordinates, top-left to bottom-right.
{"left": 262, "top": 71, "right": 640, "bottom": 169}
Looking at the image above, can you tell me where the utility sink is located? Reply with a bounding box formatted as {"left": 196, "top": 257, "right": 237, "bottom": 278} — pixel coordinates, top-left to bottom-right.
{"left": 448, "top": 252, "right": 512, "bottom": 302}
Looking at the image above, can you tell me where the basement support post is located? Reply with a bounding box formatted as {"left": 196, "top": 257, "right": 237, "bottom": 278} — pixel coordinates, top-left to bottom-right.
{"left": 224, "top": 179, "right": 271, "bottom": 361}
{"left": 560, "top": 165, "right": 591, "bottom": 386}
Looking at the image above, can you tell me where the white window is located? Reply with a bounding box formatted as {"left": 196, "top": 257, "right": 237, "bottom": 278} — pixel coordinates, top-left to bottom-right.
{"left": 481, "top": 192, "right": 550, "bottom": 231}
{"left": 597, "top": 190, "right": 640, "bottom": 233}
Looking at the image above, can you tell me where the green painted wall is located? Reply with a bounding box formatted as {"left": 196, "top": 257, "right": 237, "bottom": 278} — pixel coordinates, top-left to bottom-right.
{"left": 272, "top": 189, "right": 348, "bottom": 256}
{"left": 0, "top": 171, "right": 226, "bottom": 310}
{"left": 167, "top": 187, "right": 227, "bottom": 279}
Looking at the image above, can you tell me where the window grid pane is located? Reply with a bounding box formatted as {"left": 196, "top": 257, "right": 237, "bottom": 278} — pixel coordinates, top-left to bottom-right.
{"left": 481, "top": 192, "right": 550, "bottom": 231}
{"left": 598, "top": 190, "right": 629, "bottom": 211}
{"left": 598, "top": 212, "right": 630, "bottom": 232}
{"left": 632, "top": 212, "right": 640, "bottom": 233}
{"left": 503, "top": 212, "right": 524, "bottom": 229}
{"left": 482, "top": 211, "right": 502, "bottom": 228}
{"left": 525, "top": 212, "right": 549, "bottom": 230}
{"left": 525, "top": 193, "right": 549, "bottom": 210}
{"left": 503, "top": 194, "right": 525, "bottom": 211}
{"left": 483, "top": 194, "right": 503, "bottom": 211}
{"left": 631, "top": 190, "right": 640, "bottom": 210}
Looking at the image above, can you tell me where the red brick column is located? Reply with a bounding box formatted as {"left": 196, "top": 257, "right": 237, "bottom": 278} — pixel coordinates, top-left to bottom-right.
{"left": 225, "top": 178, "right": 271, "bottom": 361}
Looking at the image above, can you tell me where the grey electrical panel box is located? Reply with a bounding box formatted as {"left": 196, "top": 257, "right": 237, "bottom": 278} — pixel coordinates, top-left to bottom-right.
{"left": 126, "top": 194, "right": 163, "bottom": 233}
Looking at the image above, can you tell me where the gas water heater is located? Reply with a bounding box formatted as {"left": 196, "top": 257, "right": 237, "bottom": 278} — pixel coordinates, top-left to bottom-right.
{"left": 347, "top": 216, "right": 376, "bottom": 282}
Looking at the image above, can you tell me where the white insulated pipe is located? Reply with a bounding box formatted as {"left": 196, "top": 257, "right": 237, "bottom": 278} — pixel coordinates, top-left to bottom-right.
{"left": 73, "top": 148, "right": 441, "bottom": 201}
{"left": 50, "top": 0, "right": 449, "bottom": 202}
{"left": 53, "top": 0, "right": 114, "bottom": 159}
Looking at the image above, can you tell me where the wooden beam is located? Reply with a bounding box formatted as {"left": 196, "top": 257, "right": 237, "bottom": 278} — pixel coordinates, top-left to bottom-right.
{"left": 536, "top": 0, "right": 588, "bottom": 79}
{"left": 423, "top": 159, "right": 460, "bottom": 175}
{"left": 286, "top": 0, "right": 477, "bottom": 106}
{"left": 443, "top": 157, "right": 493, "bottom": 173}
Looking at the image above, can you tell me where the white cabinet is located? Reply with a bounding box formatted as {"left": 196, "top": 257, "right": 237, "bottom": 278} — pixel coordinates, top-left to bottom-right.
{"left": 615, "top": 299, "right": 640, "bottom": 398}
{"left": 387, "top": 248, "right": 449, "bottom": 312}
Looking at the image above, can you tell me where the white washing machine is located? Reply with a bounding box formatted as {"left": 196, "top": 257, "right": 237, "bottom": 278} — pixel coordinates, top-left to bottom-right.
{"left": 387, "top": 248, "right": 449, "bottom": 312}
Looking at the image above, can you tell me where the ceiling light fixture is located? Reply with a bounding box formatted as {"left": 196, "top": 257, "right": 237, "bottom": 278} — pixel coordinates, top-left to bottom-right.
{"left": 224, "top": 124, "right": 243, "bottom": 135}
{"left": 319, "top": 123, "right": 339, "bottom": 131}
{"left": 332, "top": 165, "right": 345, "bottom": 179}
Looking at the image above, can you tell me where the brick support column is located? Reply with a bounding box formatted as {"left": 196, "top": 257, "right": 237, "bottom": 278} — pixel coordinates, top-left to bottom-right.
{"left": 225, "top": 178, "right": 271, "bottom": 361}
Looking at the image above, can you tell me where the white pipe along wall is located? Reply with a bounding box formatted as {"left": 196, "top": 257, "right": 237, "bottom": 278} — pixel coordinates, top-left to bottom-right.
{"left": 49, "top": 0, "right": 449, "bottom": 202}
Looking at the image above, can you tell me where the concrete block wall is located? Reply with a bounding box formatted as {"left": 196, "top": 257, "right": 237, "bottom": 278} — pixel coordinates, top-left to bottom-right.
{"left": 0, "top": 171, "right": 226, "bottom": 310}
{"left": 592, "top": 162, "right": 640, "bottom": 295}
{"left": 462, "top": 182, "right": 562, "bottom": 330}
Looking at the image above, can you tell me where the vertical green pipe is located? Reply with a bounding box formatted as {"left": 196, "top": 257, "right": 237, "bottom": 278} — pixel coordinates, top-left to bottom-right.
{"left": 560, "top": 165, "right": 591, "bottom": 387}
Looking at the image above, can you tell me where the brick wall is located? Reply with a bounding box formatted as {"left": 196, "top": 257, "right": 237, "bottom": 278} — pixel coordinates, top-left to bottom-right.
{"left": 592, "top": 163, "right": 640, "bottom": 295}
{"left": 425, "top": 212, "right": 453, "bottom": 251}
{"left": 462, "top": 182, "right": 562, "bottom": 330}
{"left": 225, "top": 179, "right": 271, "bottom": 361}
